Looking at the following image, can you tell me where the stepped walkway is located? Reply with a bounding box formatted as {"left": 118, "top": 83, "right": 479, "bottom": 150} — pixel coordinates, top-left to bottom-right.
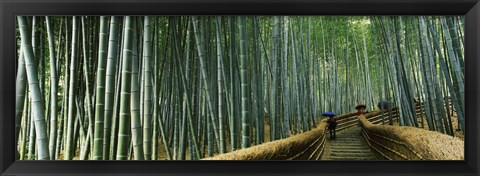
{"left": 322, "top": 126, "right": 382, "bottom": 160}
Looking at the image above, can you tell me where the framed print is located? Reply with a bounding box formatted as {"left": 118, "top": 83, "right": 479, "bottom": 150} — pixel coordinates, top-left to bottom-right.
{"left": 1, "top": 0, "right": 479, "bottom": 176}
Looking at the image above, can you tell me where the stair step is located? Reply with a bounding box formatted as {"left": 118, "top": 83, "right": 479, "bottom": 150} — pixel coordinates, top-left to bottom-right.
{"left": 328, "top": 156, "right": 379, "bottom": 160}
{"left": 332, "top": 137, "right": 364, "bottom": 140}
{"left": 337, "top": 135, "right": 362, "bottom": 137}
{"left": 331, "top": 153, "right": 374, "bottom": 157}
{"left": 332, "top": 140, "right": 365, "bottom": 143}
{"left": 333, "top": 141, "right": 366, "bottom": 143}
{"left": 334, "top": 137, "right": 363, "bottom": 140}
{"left": 331, "top": 143, "right": 366, "bottom": 147}
{"left": 331, "top": 149, "right": 373, "bottom": 153}
{"left": 331, "top": 148, "right": 370, "bottom": 151}
{"left": 331, "top": 152, "right": 375, "bottom": 157}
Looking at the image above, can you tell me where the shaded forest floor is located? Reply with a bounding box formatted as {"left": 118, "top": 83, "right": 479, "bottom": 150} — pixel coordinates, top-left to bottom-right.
{"left": 157, "top": 124, "right": 274, "bottom": 160}
{"left": 56, "top": 124, "right": 275, "bottom": 160}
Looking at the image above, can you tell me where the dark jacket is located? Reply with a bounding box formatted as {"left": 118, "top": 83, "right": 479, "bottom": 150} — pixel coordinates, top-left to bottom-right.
{"left": 327, "top": 118, "right": 337, "bottom": 128}
{"left": 378, "top": 101, "right": 389, "bottom": 110}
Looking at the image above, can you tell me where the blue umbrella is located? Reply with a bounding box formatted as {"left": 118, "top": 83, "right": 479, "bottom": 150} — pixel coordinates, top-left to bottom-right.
{"left": 322, "top": 112, "right": 336, "bottom": 117}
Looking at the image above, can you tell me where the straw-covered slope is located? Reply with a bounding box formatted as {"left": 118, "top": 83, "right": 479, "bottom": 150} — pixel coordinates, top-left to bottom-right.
{"left": 202, "top": 120, "right": 329, "bottom": 160}
{"left": 360, "top": 112, "right": 464, "bottom": 160}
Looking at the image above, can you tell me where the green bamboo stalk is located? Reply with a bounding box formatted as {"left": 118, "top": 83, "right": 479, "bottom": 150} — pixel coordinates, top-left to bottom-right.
{"left": 92, "top": 16, "right": 109, "bottom": 160}
{"left": 104, "top": 16, "right": 122, "bottom": 160}
{"left": 63, "top": 16, "right": 80, "bottom": 160}
{"left": 17, "top": 16, "right": 50, "bottom": 160}
{"left": 61, "top": 17, "right": 70, "bottom": 157}
{"left": 254, "top": 17, "right": 265, "bottom": 144}
{"left": 45, "top": 16, "right": 58, "bottom": 160}
{"left": 276, "top": 17, "right": 283, "bottom": 137}
{"left": 289, "top": 19, "right": 302, "bottom": 133}
{"left": 419, "top": 16, "right": 440, "bottom": 131}
{"left": 142, "top": 16, "right": 153, "bottom": 160}
{"left": 27, "top": 107, "right": 36, "bottom": 160}
{"left": 151, "top": 18, "right": 159, "bottom": 160}
{"left": 20, "top": 97, "right": 30, "bottom": 160}
{"left": 270, "top": 17, "right": 278, "bottom": 140}
{"left": 215, "top": 16, "right": 227, "bottom": 153}
{"left": 228, "top": 17, "right": 237, "bottom": 150}
{"left": 282, "top": 16, "right": 291, "bottom": 137}
{"left": 238, "top": 16, "right": 250, "bottom": 148}
{"left": 130, "top": 17, "right": 145, "bottom": 160}
{"left": 116, "top": 16, "right": 134, "bottom": 160}
{"left": 447, "top": 17, "right": 465, "bottom": 74}
{"left": 15, "top": 46, "right": 26, "bottom": 157}
{"left": 80, "top": 16, "right": 94, "bottom": 160}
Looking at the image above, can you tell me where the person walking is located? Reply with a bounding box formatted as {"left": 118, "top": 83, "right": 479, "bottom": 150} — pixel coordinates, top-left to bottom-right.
{"left": 377, "top": 100, "right": 389, "bottom": 111}
{"left": 355, "top": 104, "right": 366, "bottom": 126}
{"left": 323, "top": 112, "right": 337, "bottom": 140}
{"left": 355, "top": 104, "right": 367, "bottom": 116}
{"left": 378, "top": 100, "right": 393, "bottom": 125}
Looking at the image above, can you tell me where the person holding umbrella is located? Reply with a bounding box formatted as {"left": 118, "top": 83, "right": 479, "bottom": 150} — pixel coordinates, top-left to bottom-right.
{"left": 323, "top": 112, "right": 337, "bottom": 140}
{"left": 378, "top": 100, "right": 393, "bottom": 125}
{"left": 355, "top": 104, "right": 367, "bottom": 116}
{"left": 377, "top": 100, "right": 389, "bottom": 110}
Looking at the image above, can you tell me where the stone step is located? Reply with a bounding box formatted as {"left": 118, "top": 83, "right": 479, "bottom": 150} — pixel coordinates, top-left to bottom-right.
{"left": 332, "top": 139, "right": 364, "bottom": 142}
{"left": 331, "top": 153, "right": 374, "bottom": 157}
{"left": 330, "top": 142, "right": 366, "bottom": 146}
{"left": 331, "top": 152, "right": 375, "bottom": 157}
{"left": 331, "top": 147, "right": 370, "bottom": 151}
{"left": 335, "top": 135, "right": 362, "bottom": 137}
{"left": 331, "top": 144, "right": 366, "bottom": 147}
{"left": 336, "top": 133, "right": 361, "bottom": 136}
{"left": 328, "top": 156, "right": 379, "bottom": 160}
{"left": 334, "top": 135, "right": 362, "bottom": 138}
{"left": 331, "top": 149, "right": 373, "bottom": 153}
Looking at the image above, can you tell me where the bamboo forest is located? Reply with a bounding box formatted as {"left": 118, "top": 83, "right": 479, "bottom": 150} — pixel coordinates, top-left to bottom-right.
{"left": 15, "top": 16, "right": 465, "bottom": 161}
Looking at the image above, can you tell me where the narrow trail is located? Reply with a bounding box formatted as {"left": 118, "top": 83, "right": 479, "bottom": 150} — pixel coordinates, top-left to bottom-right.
{"left": 321, "top": 126, "right": 383, "bottom": 160}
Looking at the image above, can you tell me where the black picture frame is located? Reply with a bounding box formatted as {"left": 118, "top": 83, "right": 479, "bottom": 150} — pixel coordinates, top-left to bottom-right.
{"left": 1, "top": 0, "right": 479, "bottom": 176}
